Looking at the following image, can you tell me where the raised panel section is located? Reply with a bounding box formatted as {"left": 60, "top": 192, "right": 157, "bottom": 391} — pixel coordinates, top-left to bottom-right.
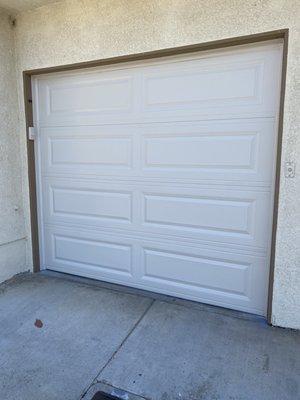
{"left": 52, "top": 187, "right": 132, "bottom": 222}
{"left": 142, "top": 248, "right": 249, "bottom": 297}
{"left": 53, "top": 234, "right": 132, "bottom": 274}
{"left": 43, "top": 179, "right": 134, "bottom": 230}
{"left": 141, "top": 186, "right": 271, "bottom": 249}
{"left": 144, "top": 194, "right": 252, "bottom": 234}
{"left": 138, "top": 240, "right": 269, "bottom": 315}
{"left": 141, "top": 43, "right": 282, "bottom": 120}
{"left": 49, "top": 78, "right": 132, "bottom": 114}
{"left": 40, "top": 126, "right": 136, "bottom": 176}
{"left": 144, "top": 133, "right": 255, "bottom": 169}
{"left": 141, "top": 119, "right": 276, "bottom": 183}
{"left": 37, "top": 70, "right": 135, "bottom": 125}
{"left": 50, "top": 136, "right": 132, "bottom": 167}
{"left": 144, "top": 65, "right": 260, "bottom": 107}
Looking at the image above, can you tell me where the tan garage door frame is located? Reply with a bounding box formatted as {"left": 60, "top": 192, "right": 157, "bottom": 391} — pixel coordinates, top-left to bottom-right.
{"left": 23, "top": 29, "right": 289, "bottom": 323}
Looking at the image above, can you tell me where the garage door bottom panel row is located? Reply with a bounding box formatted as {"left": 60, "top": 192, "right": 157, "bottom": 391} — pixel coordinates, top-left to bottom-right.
{"left": 43, "top": 227, "right": 268, "bottom": 315}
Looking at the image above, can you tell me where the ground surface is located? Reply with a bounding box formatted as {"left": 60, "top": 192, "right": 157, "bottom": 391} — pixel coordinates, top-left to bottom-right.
{"left": 0, "top": 272, "right": 299, "bottom": 400}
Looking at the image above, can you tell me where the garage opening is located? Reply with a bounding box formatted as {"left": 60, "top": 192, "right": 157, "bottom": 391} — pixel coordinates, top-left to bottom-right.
{"left": 30, "top": 39, "right": 283, "bottom": 316}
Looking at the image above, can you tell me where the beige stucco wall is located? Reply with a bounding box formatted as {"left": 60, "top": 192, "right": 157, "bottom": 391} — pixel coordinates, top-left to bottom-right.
{"left": 0, "top": 10, "right": 26, "bottom": 283}
{"left": 11, "top": 0, "right": 300, "bottom": 328}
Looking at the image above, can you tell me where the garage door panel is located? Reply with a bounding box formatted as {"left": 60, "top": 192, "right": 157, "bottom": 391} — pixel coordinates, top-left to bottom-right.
{"left": 51, "top": 187, "right": 132, "bottom": 223}
{"left": 137, "top": 240, "right": 268, "bottom": 315}
{"left": 45, "top": 229, "right": 133, "bottom": 278}
{"left": 143, "top": 132, "right": 256, "bottom": 169}
{"left": 50, "top": 136, "right": 133, "bottom": 167}
{"left": 144, "top": 194, "right": 253, "bottom": 235}
{"left": 141, "top": 119, "right": 276, "bottom": 183}
{"left": 36, "top": 42, "right": 282, "bottom": 126}
{"left": 140, "top": 43, "right": 281, "bottom": 121}
{"left": 40, "top": 126, "right": 136, "bottom": 176}
{"left": 43, "top": 179, "right": 135, "bottom": 229}
{"left": 142, "top": 188, "right": 270, "bottom": 248}
{"left": 140, "top": 256, "right": 268, "bottom": 315}
{"left": 40, "top": 119, "right": 276, "bottom": 184}
{"left": 141, "top": 60, "right": 263, "bottom": 114}
{"left": 37, "top": 70, "right": 136, "bottom": 126}
{"left": 142, "top": 248, "right": 250, "bottom": 297}
{"left": 43, "top": 178, "right": 270, "bottom": 249}
{"left": 43, "top": 225, "right": 268, "bottom": 315}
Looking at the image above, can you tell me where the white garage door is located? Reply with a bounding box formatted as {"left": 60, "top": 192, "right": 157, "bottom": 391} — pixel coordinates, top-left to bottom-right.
{"left": 33, "top": 40, "right": 283, "bottom": 316}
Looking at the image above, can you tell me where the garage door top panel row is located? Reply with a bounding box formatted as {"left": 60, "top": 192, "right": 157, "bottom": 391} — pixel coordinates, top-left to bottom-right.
{"left": 35, "top": 42, "right": 283, "bottom": 126}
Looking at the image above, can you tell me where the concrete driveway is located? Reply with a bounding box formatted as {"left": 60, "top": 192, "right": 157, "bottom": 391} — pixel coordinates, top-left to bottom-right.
{"left": 0, "top": 273, "right": 299, "bottom": 400}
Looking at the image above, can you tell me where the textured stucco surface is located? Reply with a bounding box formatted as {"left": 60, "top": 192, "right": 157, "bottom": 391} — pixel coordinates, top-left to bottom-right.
{"left": 0, "top": 11, "right": 26, "bottom": 283}
{"left": 9, "top": 0, "right": 300, "bottom": 328}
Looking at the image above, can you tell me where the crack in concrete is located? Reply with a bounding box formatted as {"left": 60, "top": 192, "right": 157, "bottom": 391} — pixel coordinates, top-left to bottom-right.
{"left": 80, "top": 299, "right": 155, "bottom": 400}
